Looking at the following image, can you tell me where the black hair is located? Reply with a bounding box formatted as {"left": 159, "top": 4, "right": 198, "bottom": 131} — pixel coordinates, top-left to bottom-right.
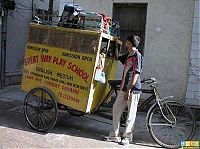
{"left": 127, "top": 35, "right": 140, "bottom": 48}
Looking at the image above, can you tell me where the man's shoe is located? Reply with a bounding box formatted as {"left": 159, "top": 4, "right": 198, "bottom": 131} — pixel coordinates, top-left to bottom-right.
{"left": 104, "top": 136, "right": 121, "bottom": 143}
{"left": 120, "top": 137, "right": 131, "bottom": 145}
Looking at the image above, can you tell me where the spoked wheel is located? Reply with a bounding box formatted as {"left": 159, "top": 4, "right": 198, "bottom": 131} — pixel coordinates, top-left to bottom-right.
{"left": 24, "top": 87, "right": 58, "bottom": 132}
{"left": 147, "top": 100, "right": 196, "bottom": 148}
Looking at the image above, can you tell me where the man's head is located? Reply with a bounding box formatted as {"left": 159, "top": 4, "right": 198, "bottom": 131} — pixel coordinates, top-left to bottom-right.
{"left": 125, "top": 35, "right": 140, "bottom": 50}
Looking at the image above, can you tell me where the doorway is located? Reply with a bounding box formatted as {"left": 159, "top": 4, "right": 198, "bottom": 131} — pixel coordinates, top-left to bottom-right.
{"left": 113, "top": 3, "right": 148, "bottom": 55}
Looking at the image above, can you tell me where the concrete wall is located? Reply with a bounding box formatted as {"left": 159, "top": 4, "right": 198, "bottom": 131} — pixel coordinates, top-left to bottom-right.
{"left": 75, "top": 0, "right": 195, "bottom": 101}
{"left": 3, "top": 0, "right": 60, "bottom": 85}
{"left": 2, "top": 0, "right": 197, "bottom": 105}
{"left": 36, "top": 0, "right": 49, "bottom": 10}
{"left": 6, "top": 0, "right": 32, "bottom": 77}
{"left": 186, "top": 0, "right": 200, "bottom": 106}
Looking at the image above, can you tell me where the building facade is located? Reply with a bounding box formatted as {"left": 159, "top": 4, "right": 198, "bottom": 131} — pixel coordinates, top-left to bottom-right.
{"left": 186, "top": 0, "right": 200, "bottom": 106}
{"left": 0, "top": 0, "right": 60, "bottom": 87}
{"left": 74, "top": 0, "right": 199, "bottom": 106}
{"left": 0, "top": 0, "right": 199, "bottom": 106}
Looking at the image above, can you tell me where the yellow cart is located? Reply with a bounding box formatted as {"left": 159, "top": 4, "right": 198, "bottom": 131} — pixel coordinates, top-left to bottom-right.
{"left": 22, "top": 23, "right": 122, "bottom": 132}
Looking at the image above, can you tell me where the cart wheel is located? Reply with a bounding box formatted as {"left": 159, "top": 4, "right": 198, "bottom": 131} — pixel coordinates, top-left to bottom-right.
{"left": 23, "top": 87, "right": 58, "bottom": 132}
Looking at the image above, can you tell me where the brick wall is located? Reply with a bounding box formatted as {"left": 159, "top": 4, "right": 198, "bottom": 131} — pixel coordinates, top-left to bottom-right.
{"left": 186, "top": 0, "right": 200, "bottom": 106}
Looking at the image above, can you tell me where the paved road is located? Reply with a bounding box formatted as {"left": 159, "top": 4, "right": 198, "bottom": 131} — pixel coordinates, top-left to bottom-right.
{"left": 0, "top": 86, "right": 199, "bottom": 148}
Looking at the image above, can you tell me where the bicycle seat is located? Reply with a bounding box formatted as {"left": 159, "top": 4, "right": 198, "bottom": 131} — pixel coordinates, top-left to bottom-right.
{"left": 141, "top": 78, "right": 156, "bottom": 84}
{"left": 108, "top": 80, "right": 121, "bottom": 87}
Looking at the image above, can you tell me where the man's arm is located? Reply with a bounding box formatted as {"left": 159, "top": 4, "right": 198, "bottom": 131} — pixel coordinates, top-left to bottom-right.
{"left": 124, "top": 71, "right": 140, "bottom": 101}
{"left": 127, "top": 74, "right": 139, "bottom": 91}
{"left": 128, "top": 53, "right": 142, "bottom": 91}
{"left": 124, "top": 53, "right": 142, "bottom": 100}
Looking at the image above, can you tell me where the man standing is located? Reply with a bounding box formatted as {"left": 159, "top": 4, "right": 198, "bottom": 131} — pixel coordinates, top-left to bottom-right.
{"left": 106, "top": 35, "right": 142, "bottom": 145}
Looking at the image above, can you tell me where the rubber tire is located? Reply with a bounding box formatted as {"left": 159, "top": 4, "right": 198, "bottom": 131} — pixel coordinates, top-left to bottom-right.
{"left": 147, "top": 100, "right": 196, "bottom": 148}
{"left": 24, "top": 87, "right": 58, "bottom": 132}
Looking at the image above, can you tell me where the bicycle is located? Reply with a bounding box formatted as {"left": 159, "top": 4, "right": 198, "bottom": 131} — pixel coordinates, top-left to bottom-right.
{"left": 141, "top": 78, "right": 196, "bottom": 148}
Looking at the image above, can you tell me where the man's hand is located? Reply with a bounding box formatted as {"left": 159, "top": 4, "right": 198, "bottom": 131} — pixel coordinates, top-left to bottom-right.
{"left": 113, "top": 36, "right": 119, "bottom": 41}
{"left": 124, "top": 90, "right": 131, "bottom": 101}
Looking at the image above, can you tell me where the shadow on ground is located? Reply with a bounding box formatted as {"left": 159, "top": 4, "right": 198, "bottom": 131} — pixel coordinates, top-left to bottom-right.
{"left": 0, "top": 86, "right": 199, "bottom": 148}
{"left": 0, "top": 98, "right": 161, "bottom": 148}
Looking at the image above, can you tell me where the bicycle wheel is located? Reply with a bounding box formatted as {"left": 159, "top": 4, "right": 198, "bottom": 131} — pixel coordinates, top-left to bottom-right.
{"left": 24, "top": 87, "right": 58, "bottom": 132}
{"left": 147, "top": 100, "right": 196, "bottom": 148}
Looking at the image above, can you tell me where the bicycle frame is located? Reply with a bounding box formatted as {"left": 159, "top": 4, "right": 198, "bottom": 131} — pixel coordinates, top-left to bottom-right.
{"left": 98, "top": 83, "right": 157, "bottom": 112}
{"left": 96, "top": 79, "right": 176, "bottom": 124}
{"left": 153, "top": 86, "right": 177, "bottom": 124}
{"left": 137, "top": 89, "right": 155, "bottom": 111}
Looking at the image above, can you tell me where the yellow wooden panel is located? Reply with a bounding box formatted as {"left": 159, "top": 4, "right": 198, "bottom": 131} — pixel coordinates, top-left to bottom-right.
{"left": 21, "top": 43, "right": 96, "bottom": 112}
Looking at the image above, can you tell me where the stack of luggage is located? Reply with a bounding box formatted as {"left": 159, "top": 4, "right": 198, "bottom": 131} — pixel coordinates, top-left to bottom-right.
{"left": 57, "top": 4, "right": 120, "bottom": 37}
{"left": 57, "top": 4, "right": 83, "bottom": 28}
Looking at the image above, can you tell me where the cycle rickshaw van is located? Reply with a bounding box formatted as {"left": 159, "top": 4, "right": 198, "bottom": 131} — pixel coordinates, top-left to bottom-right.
{"left": 21, "top": 23, "right": 122, "bottom": 114}
{"left": 21, "top": 23, "right": 196, "bottom": 149}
